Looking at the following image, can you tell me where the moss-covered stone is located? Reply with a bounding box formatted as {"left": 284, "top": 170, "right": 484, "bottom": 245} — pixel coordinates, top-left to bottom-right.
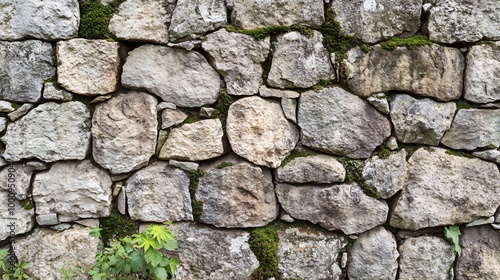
{"left": 445, "top": 150, "right": 475, "bottom": 159}
{"left": 378, "top": 147, "right": 392, "bottom": 159}
{"left": 79, "top": 0, "right": 124, "bottom": 39}
{"left": 99, "top": 207, "right": 137, "bottom": 245}
{"left": 216, "top": 162, "right": 233, "bottom": 169}
{"left": 249, "top": 225, "right": 279, "bottom": 280}
{"left": 225, "top": 24, "right": 313, "bottom": 41}
{"left": 19, "top": 198, "right": 34, "bottom": 210}
{"left": 281, "top": 147, "right": 317, "bottom": 166}
{"left": 338, "top": 158, "right": 380, "bottom": 199}
{"left": 380, "top": 35, "right": 432, "bottom": 51}
{"left": 188, "top": 168, "right": 206, "bottom": 222}
{"left": 211, "top": 88, "right": 233, "bottom": 127}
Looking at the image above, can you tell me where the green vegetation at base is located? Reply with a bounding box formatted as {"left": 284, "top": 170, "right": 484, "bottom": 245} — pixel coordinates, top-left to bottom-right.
{"left": 79, "top": 0, "right": 124, "bottom": 39}
{"left": 444, "top": 225, "right": 461, "bottom": 256}
{"left": 445, "top": 150, "right": 475, "bottom": 159}
{"left": 281, "top": 147, "right": 317, "bottom": 166}
{"left": 99, "top": 207, "right": 137, "bottom": 246}
{"left": 226, "top": 24, "right": 314, "bottom": 40}
{"left": 211, "top": 88, "right": 233, "bottom": 127}
{"left": 249, "top": 225, "right": 279, "bottom": 280}
{"left": 188, "top": 168, "right": 206, "bottom": 222}
{"left": 19, "top": 198, "right": 34, "bottom": 210}
{"left": 216, "top": 162, "right": 233, "bottom": 169}
{"left": 377, "top": 147, "right": 392, "bottom": 159}
{"left": 338, "top": 158, "right": 380, "bottom": 199}
{"left": 10, "top": 103, "right": 21, "bottom": 110}
{"left": 380, "top": 35, "right": 432, "bottom": 51}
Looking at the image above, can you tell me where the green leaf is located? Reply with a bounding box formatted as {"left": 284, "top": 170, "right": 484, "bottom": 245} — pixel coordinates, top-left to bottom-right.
{"left": 163, "top": 239, "right": 178, "bottom": 251}
{"left": 169, "top": 258, "right": 179, "bottom": 276}
{"left": 444, "top": 225, "right": 462, "bottom": 256}
{"left": 89, "top": 227, "right": 103, "bottom": 238}
{"left": 144, "top": 250, "right": 164, "bottom": 267}
{"left": 129, "top": 251, "right": 145, "bottom": 272}
{"left": 153, "top": 267, "right": 168, "bottom": 280}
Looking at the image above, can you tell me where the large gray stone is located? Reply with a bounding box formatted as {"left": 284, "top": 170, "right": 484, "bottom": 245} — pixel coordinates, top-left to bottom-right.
{"left": 347, "top": 226, "right": 399, "bottom": 280}
{"left": 268, "top": 31, "right": 334, "bottom": 89}
{"left": 122, "top": 45, "right": 220, "bottom": 107}
{"left": 226, "top": 96, "right": 299, "bottom": 168}
{"left": 202, "top": 29, "right": 270, "bottom": 96}
{"left": 0, "top": 0, "right": 79, "bottom": 41}
{"left": 464, "top": 42, "right": 500, "bottom": 103}
{"left": 0, "top": 189, "right": 34, "bottom": 241}
{"left": 346, "top": 45, "right": 465, "bottom": 101}
{"left": 390, "top": 94, "right": 456, "bottom": 145}
{"left": 33, "top": 160, "right": 112, "bottom": 219}
{"left": 332, "top": 0, "right": 422, "bottom": 43}
{"left": 169, "top": 0, "right": 226, "bottom": 42}
{"left": 126, "top": 162, "right": 192, "bottom": 222}
{"left": 168, "top": 222, "right": 259, "bottom": 280}
{"left": 57, "top": 39, "right": 121, "bottom": 95}
{"left": 0, "top": 164, "right": 33, "bottom": 200}
{"left": 441, "top": 109, "right": 500, "bottom": 150}
{"left": 1, "top": 102, "right": 91, "bottom": 162}
{"left": 362, "top": 150, "right": 408, "bottom": 199}
{"left": 196, "top": 160, "right": 278, "bottom": 227}
{"left": 14, "top": 226, "right": 99, "bottom": 280}
{"left": 298, "top": 88, "right": 391, "bottom": 159}
{"left": 275, "top": 154, "right": 345, "bottom": 184}
{"left": 456, "top": 226, "right": 500, "bottom": 280}
{"left": 390, "top": 147, "right": 500, "bottom": 230}
{"left": 0, "top": 40, "right": 55, "bottom": 102}
{"left": 278, "top": 227, "right": 347, "bottom": 280}
{"left": 92, "top": 92, "right": 157, "bottom": 174}
{"left": 276, "top": 183, "right": 388, "bottom": 235}
{"left": 428, "top": 0, "right": 500, "bottom": 44}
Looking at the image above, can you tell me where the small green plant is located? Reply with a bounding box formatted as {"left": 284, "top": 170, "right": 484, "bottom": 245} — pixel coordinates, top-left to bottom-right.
{"left": 88, "top": 224, "right": 179, "bottom": 280}
{"left": 0, "top": 249, "right": 30, "bottom": 280}
{"left": 60, "top": 263, "right": 75, "bottom": 280}
{"left": 378, "top": 147, "right": 391, "bottom": 159}
{"left": 281, "top": 148, "right": 317, "bottom": 166}
{"left": 18, "top": 199, "right": 34, "bottom": 211}
{"left": 226, "top": 25, "right": 313, "bottom": 40}
{"left": 380, "top": 35, "right": 432, "bottom": 51}
{"left": 211, "top": 88, "right": 233, "bottom": 127}
{"left": 188, "top": 168, "right": 206, "bottom": 221}
{"left": 249, "top": 226, "right": 279, "bottom": 280}
{"left": 216, "top": 162, "right": 233, "bottom": 169}
{"left": 444, "top": 225, "right": 461, "bottom": 256}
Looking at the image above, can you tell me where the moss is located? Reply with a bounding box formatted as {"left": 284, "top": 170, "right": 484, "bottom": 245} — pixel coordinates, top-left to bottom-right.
{"left": 226, "top": 24, "right": 314, "bottom": 40}
{"left": 445, "top": 150, "right": 475, "bottom": 159}
{"left": 281, "top": 148, "right": 317, "bottom": 166}
{"left": 79, "top": 0, "right": 124, "bottom": 39}
{"left": 188, "top": 168, "right": 206, "bottom": 222}
{"left": 456, "top": 100, "right": 472, "bottom": 111}
{"left": 216, "top": 162, "right": 233, "bottom": 169}
{"left": 378, "top": 147, "right": 392, "bottom": 159}
{"left": 338, "top": 158, "right": 380, "bottom": 199}
{"left": 182, "top": 116, "right": 198, "bottom": 125}
{"left": 11, "top": 102, "right": 21, "bottom": 110}
{"left": 312, "top": 79, "right": 335, "bottom": 92}
{"left": 42, "top": 76, "right": 57, "bottom": 85}
{"left": 380, "top": 35, "right": 432, "bottom": 51}
{"left": 249, "top": 225, "right": 279, "bottom": 280}
{"left": 19, "top": 199, "right": 34, "bottom": 210}
{"left": 99, "top": 207, "right": 137, "bottom": 246}
{"left": 211, "top": 88, "right": 233, "bottom": 127}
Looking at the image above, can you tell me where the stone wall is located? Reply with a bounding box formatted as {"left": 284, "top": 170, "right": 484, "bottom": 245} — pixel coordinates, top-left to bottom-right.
{"left": 0, "top": 0, "right": 499, "bottom": 279}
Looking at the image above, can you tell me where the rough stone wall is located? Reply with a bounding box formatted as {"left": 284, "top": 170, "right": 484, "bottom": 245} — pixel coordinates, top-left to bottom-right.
{"left": 0, "top": 0, "right": 499, "bottom": 279}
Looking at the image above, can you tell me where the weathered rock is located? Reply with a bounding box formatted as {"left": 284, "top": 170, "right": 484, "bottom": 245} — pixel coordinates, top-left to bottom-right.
{"left": 169, "top": 0, "right": 226, "bottom": 42}
{"left": 456, "top": 225, "right": 500, "bottom": 280}
{"left": 92, "top": 92, "right": 157, "bottom": 174}
{"left": 346, "top": 45, "right": 465, "bottom": 101}
{"left": 159, "top": 119, "right": 226, "bottom": 161}
{"left": 0, "top": 40, "right": 55, "bottom": 102}
{"left": 14, "top": 226, "right": 99, "bottom": 280}
{"left": 276, "top": 154, "right": 345, "bottom": 184}
{"left": 367, "top": 93, "right": 390, "bottom": 114}
{"left": 57, "top": 39, "right": 120, "bottom": 95}
{"left": 156, "top": 130, "right": 169, "bottom": 156}
{"left": 281, "top": 98, "right": 297, "bottom": 123}
{"left": 298, "top": 88, "right": 391, "bottom": 158}
{"left": 386, "top": 136, "right": 399, "bottom": 151}
{"left": 117, "top": 189, "right": 126, "bottom": 215}
{"left": 0, "top": 117, "right": 6, "bottom": 133}
{"left": 196, "top": 161, "right": 278, "bottom": 227}
{"left": 0, "top": 101, "right": 14, "bottom": 113}
{"left": 399, "top": 236, "right": 455, "bottom": 280}
{"left": 122, "top": 45, "right": 220, "bottom": 107}
{"left": 126, "top": 162, "right": 192, "bottom": 222}
{"left": 466, "top": 216, "right": 494, "bottom": 227}
{"left": 2, "top": 102, "right": 90, "bottom": 162}
{"left": 0, "top": 164, "right": 33, "bottom": 200}
{"left": 362, "top": 150, "right": 408, "bottom": 199}
{"left": 332, "top": 0, "right": 421, "bottom": 43}
{"left": 259, "top": 86, "right": 300, "bottom": 99}
{"left": 7, "top": 103, "right": 35, "bottom": 121}
{"left": 36, "top": 214, "right": 58, "bottom": 226}
{"left": 109, "top": 0, "right": 174, "bottom": 44}
{"left": 464, "top": 43, "right": 500, "bottom": 103}
{"left": 428, "top": 0, "right": 500, "bottom": 44}
{"left": 441, "top": 109, "right": 500, "bottom": 150}
{"left": 347, "top": 226, "right": 399, "bottom": 280}
{"left": 203, "top": 29, "right": 269, "bottom": 96}
{"left": 168, "top": 222, "right": 259, "bottom": 280}
{"left": 0, "top": 0, "right": 79, "bottom": 41}
{"left": 231, "top": 0, "right": 324, "bottom": 29}
{"left": 157, "top": 102, "right": 177, "bottom": 111}
{"left": 276, "top": 183, "right": 388, "bottom": 235}
{"left": 33, "top": 160, "right": 112, "bottom": 219}
{"left": 278, "top": 227, "right": 347, "bottom": 280}
{"left": 0, "top": 189, "right": 34, "bottom": 241}
{"left": 226, "top": 96, "right": 299, "bottom": 168}
{"left": 390, "top": 147, "right": 500, "bottom": 230}
{"left": 161, "top": 109, "right": 188, "bottom": 129}
{"left": 74, "top": 218, "right": 99, "bottom": 228}
{"left": 472, "top": 149, "right": 500, "bottom": 164}
{"left": 199, "top": 107, "right": 215, "bottom": 118}
{"left": 43, "top": 83, "right": 72, "bottom": 101}
{"left": 168, "top": 160, "right": 199, "bottom": 172}
{"left": 268, "top": 31, "right": 334, "bottom": 88}
{"left": 390, "top": 94, "right": 456, "bottom": 145}
{"left": 167, "top": 40, "right": 201, "bottom": 51}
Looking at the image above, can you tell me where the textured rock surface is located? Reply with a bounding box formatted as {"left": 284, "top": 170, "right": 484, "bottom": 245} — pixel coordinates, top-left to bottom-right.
{"left": 14, "top": 226, "right": 98, "bottom": 280}
{"left": 7, "top": 103, "right": 35, "bottom": 121}
{"left": 441, "top": 109, "right": 500, "bottom": 150}
{"left": 196, "top": 161, "right": 278, "bottom": 227}
{"left": 390, "top": 94, "right": 456, "bottom": 145}
{"left": 231, "top": 0, "right": 324, "bottom": 29}
{"left": 126, "top": 162, "right": 192, "bottom": 222}
{"left": 276, "top": 183, "right": 388, "bottom": 234}
{"left": 362, "top": 150, "right": 408, "bottom": 199}
{"left": 161, "top": 109, "right": 188, "bottom": 129}
{"left": 169, "top": 0, "right": 226, "bottom": 41}
{"left": 203, "top": 29, "right": 269, "bottom": 96}
{"left": 275, "top": 154, "right": 345, "bottom": 184}
{"left": 464, "top": 43, "right": 500, "bottom": 103}
{"left": 43, "top": 83, "right": 72, "bottom": 101}
{"left": 0, "top": 40, "right": 55, "bottom": 102}
{"left": 168, "top": 222, "right": 259, "bottom": 280}
{"left": 472, "top": 149, "right": 500, "bottom": 164}
{"left": 347, "top": 226, "right": 399, "bottom": 280}
{"left": 346, "top": 45, "right": 465, "bottom": 101}
{"left": 390, "top": 147, "right": 500, "bottom": 230}
{"left": 456, "top": 226, "right": 500, "bottom": 280}
{"left": 281, "top": 98, "right": 297, "bottom": 123}
{"left": 122, "top": 45, "right": 220, "bottom": 107}
{"left": 92, "top": 92, "right": 157, "bottom": 174}
{"left": 0, "top": 189, "right": 34, "bottom": 241}
{"left": 0, "top": 0, "right": 79, "bottom": 41}
{"left": 57, "top": 39, "right": 120, "bottom": 95}
{"left": 268, "top": 31, "right": 334, "bottom": 88}
{"left": 259, "top": 86, "right": 300, "bottom": 99}
{"left": 0, "top": 164, "right": 33, "bottom": 200}
{"left": 33, "top": 160, "right": 112, "bottom": 219}
{"left": 1, "top": 102, "right": 90, "bottom": 162}
{"left": 278, "top": 227, "right": 347, "bottom": 280}
{"left": 109, "top": 0, "right": 174, "bottom": 44}
{"left": 428, "top": 0, "right": 500, "bottom": 44}
{"left": 399, "top": 236, "right": 455, "bottom": 280}
{"left": 332, "top": 0, "right": 421, "bottom": 43}
{"left": 298, "top": 88, "right": 391, "bottom": 158}
{"left": 227, "top": 96, "right": 299, "bottom": 168}
{"left": 159, "top": 119, "right": 225, "bottom": 161}
{"left": 367, "top": 93, "right": 390, "bottom": 114}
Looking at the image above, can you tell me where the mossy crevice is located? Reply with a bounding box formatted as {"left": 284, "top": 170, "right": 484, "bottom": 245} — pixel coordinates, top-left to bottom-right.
{"left": 19, "top": 198, "right": 34, "bottom": 210}
{"left": 281, "top": 147, "right": 317, "bottom": 166}
{"left": 216, "top": 162, "right": 233, "bottom": 169}
{"left": 188, "top": 168, "right": 206, "bottom": 222}
{"left": 249, "top": 225, "right": 279, "bottom": 280}
{"left": 378, "top": 147, "right": 392, "bottom": 159}
{"left": 79, "top": 0, "right": 124, "bottom": 39}
{"left": 445, "top": 150, "right": 475, "bottom": 159}
{"left": 211, "top": 88, "right": 233, "bottom": 127}
{"left": 99, "top": 207, "right": 137, "bottom": 246}
{"left": 380, "top": 35, "right": 432, "bottom": 51}
{"left": 338, "top": 158, "right": 380, "bottom": 199}
{"left": 226, "top": 24, "right": 314, "bottom": 41}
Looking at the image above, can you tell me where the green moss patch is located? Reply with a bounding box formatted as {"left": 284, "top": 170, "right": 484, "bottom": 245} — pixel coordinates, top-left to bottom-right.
{"left": 99, "top": 207, "right": 137, "bottom": 246}
{"left": 211, "top": 88, "right": 233, "bottom": 127}
{"left": 188, "top": 168, "right": 206, "bottom": 222}
{"left": 281, "top": 147, "right": 317, "bottom": 166}
{"left": 378, "top": 147, "right": 392, "bottom": 159}
{"left": 79, "top": 0, "right": 124, "bottom": 39}
{"left": 226, "top": 24, "right": 314, "bottom": 40}
{"left": 249, "top": 225, "right": 279, "bottom": 280}
{"left": 216, "top": 162, "right": 233, "bottom": 169}
{"left": 338, "top": 158, "right": 380, "bottom": 199}
{"left": 445, "top": 150, "right": 475, "bottom": 159}
{"left": 380, "top": 35, "right": 432, "bottom": 51}
{"left": 19, "top": 198, "right": 34, "bottom": 210}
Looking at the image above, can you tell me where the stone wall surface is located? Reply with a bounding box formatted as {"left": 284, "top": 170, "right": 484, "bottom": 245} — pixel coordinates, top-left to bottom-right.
{"left": 0, "top": 0, "right": 499, "bottom": 279}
